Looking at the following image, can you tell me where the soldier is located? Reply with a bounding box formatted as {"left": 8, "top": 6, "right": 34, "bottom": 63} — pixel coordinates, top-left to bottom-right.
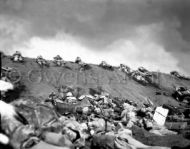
{"left": 119, "top": 64, "right": 125, "bottom": 71}
{"left": 75, "top": 57, "right": 82, "bottom": 64}
{"left": 53, "top": 55, "right": 64, "bottom": 66}
{"left": 119, "top": 64, "right": 131, "bottom": 73}
{"left": 12, "top": 51, "right": 21, "bottom": 58}
{"left": 100, "top": 61, "right": 113, "bottom": 70}
{"left": 36, "top": 55, "right": 49, "bottom": 67}
{"left": 100, "top": 61, "right": 107, "bottom": 67}
{"left": 74, "top": 57, "right": 90, "bottom": 72}
{"left": 36, "top": 55, "right": 43, "bottom": 62}
{"left": 12, "top": 51, "right": 24, "bottom": 62}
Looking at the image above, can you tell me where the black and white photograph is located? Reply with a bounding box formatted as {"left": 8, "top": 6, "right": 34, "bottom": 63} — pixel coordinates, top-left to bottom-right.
{"left": 0, "top": 0, "right": 190, "bottom": 149}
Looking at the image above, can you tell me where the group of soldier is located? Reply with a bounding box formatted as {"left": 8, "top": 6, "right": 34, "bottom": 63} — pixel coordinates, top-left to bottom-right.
{"left": 7, "top": 51, "right": 158, "bottom": 86}
{"left": 11, "top": 51, "right": 65, "bottom": 67}
{"left": 10, "top": 51, "right": 115, "bottom": 71}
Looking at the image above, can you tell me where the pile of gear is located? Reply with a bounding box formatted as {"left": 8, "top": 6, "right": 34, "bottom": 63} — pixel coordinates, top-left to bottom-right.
{"left": 170, "top": 71, "right": 190, "bottom": 80}
{"left": 1, "top": 84, "right": 190, "bottom": 149}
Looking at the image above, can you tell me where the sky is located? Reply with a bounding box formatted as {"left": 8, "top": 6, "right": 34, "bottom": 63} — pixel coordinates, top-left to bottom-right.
{"left": 0, "top": 0, "right": 190, "bottom": 75}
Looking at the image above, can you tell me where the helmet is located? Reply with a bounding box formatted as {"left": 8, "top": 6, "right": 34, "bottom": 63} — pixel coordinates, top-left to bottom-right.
{"left": 76, "top": 57, "right": 81, "bottom": 61}
{"left": 37, "top": 55, "right": 43, "bottom": 59}
{"left": 15, "top": 51, "right": 21, "bottom": 55}
{"left": 101, "top": 61, "right": 107, "bottom": 65}
{"left": 54, "top": 55, "right": 62, "bottom": 60}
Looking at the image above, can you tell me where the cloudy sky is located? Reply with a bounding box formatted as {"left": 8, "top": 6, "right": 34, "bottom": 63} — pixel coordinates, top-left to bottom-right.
{"left": 0, "top": 0, "right": 190, "bottom": 74}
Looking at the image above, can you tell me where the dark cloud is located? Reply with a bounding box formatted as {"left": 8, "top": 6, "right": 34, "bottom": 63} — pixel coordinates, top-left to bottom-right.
{"left": 0, "top": 0, "right": 161, "bottom": 43}
{"left": 0, "top": 0, "right": 190, "bottom": 74}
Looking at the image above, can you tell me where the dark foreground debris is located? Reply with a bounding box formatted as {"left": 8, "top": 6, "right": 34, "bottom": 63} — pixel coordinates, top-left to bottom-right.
{"left": 1, "top": 87, "right": 190, "bottom": 149}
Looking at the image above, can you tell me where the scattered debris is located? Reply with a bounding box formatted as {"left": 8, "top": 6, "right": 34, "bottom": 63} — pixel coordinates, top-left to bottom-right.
{"left": 1, "top": 84, "right": 190, "bottom": 149}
